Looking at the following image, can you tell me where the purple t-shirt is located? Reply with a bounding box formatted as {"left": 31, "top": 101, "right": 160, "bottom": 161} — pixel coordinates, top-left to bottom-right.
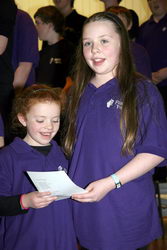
{"left": 130, "top": 41, "right": 152, "bottom": 79}
{"left": 12, "top": 10, "right": 39, "bottom": 87}
{"left": 0, "top": 138, "right": 77, "bottom": 250}
{"left": 69, "top": 78, "right": 167, "bottom": 250}
{"left": 137, "top": 14, "right": 167, "bottom": 87}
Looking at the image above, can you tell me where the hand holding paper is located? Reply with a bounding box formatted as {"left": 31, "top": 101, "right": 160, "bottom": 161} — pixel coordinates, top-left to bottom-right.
{"left": 27, "top": 170, "right": 87, "bottom": 200}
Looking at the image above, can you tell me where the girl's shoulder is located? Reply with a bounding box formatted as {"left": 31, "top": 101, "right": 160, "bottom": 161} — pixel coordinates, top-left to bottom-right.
{"left": 0, "top": 137, "right": 30, "bottom": 157}
{"left": 136, "top": 79, "right": 162, "bottom": 103}
{"left": 137, "top": 78, "right": 157, "bottom": 91}
{"left": 0, "top": 139, "right": 18, "bottom": 163}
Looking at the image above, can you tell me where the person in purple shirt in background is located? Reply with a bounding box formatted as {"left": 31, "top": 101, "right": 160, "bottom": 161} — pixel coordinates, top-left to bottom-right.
{"left": 62, "top": 12, "right": 167, "bottom": 250}
{"left": 137, "top": 0, "right": 167, "bottom": 111}
{"left": 107, "top": 5, "right": 152, "bottom": 79}
{"left": 0, "top": 84, "right": 77, "bottom": 250}
{"left": 5, "top": 7, "right": 39, "bottom": 145}
{"left": 137, "top": 0, "right": 167, "bottom": 182}
{"left": 12, "top": 9, "right": 39, "bottom": 88}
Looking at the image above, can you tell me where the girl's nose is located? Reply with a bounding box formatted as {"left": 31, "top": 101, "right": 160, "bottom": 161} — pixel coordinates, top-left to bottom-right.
{"left": 91, "top": 42, "right": 100, "bottom": 53}
{"left": 45, "top": 121, "right": 53, "bottom": 129}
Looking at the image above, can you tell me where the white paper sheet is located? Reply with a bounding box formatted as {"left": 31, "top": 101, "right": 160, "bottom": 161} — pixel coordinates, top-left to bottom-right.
{"left": 27, "top": 170, "right": 87, "bottom": 200}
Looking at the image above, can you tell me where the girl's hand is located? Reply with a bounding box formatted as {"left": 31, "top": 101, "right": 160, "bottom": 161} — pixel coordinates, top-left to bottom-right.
{"left": 71, "top": 177, "right": 115, "bottom": 202}
{"left": 21, "top": 191, "right": 57, "bottom": 209}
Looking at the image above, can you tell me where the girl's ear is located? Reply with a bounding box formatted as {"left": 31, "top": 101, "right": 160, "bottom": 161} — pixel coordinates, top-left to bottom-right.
{"left": 48, "top": 22, "right": 54, "bottom": 30}
{"left": 17, "top": 113, "right": 27, "bottom": 127}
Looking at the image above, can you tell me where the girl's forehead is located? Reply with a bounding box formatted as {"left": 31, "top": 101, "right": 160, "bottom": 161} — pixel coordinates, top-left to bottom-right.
{"left": 83, "top": 20, "right": 117, "bottom": 37}
{"left": 84, "top": 20, "right": 115, "bottom": 28}
{"left": 26, "top": 101, "right": 60, "bottom": 115}
{"left": 28, "top": 101, "right": 60, "bottom": 109}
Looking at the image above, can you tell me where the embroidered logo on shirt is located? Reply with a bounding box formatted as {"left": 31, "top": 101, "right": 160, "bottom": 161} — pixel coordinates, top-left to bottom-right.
{"left": 49, "top": 58, "right": 62, "bottom": 64}
{"left": 107, "top": 99, "right": 123, "bottom": 110}
{"left": 115, "top": 100, "right": 123, "bottom": 109}
{"left": 162, "top": 27, "right": 167, "bottom": 32}
{"left": 107, "top": 98, "right": 114, "bottom": 108}
{"left": 58, "top": 165, "right": 67, "bottom": 173}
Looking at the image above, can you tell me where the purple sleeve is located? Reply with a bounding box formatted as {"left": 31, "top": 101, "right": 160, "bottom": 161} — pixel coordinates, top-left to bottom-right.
{"left": 135, "top": 82, "right": 167, "bottom": 165}
{"left": 0, "top": 115, "right": 4, "bottom": 136}
{"left": 12, "top": 10, "right": 39, "bottom": 67}
{"left": 131, "top": 42, "right": 152, "bottom": 79}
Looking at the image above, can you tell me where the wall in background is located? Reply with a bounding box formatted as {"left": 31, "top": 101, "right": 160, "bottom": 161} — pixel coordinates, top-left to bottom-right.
{"left": 121, "top": 0, "right": 151, "bottom": 24}
{"left": 75, "top": 0, "right": 151, "bottom": 24}
{"left": 15, "top": 0, "right": 151, "bottom": 25}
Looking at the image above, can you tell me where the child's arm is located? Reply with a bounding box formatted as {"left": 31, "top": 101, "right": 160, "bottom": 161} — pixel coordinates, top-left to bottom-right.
{"left": 0, "top": 136, "right": 4, "bottom": 148}
{"left": 152, "top": 67, "right": 167, "bottom": 84}
{"left": 0, "top": 195, "right": 28, "bottom": 216}
{"left": 72, "top": 153, "right": 164, "bottom": 202}
{"left": 21, "top": 191, "right": 57, "bottom": 209}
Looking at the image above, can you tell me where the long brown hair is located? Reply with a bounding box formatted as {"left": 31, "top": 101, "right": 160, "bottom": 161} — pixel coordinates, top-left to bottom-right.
{"left": 63, "top": 12, "right": 142, "bottom": 157}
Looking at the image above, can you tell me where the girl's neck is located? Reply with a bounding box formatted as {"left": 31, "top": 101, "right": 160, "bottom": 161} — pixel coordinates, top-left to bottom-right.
{"left": 91, "top": 74, "right": 115, "bottom": 88}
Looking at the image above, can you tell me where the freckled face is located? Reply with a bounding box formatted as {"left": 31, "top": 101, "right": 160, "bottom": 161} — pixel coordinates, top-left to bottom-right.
{"left": 82, "top": 20, "right": 121, "bottom": 83}
{"left": 18, "top": 102, "right": 60, "bottom": 146}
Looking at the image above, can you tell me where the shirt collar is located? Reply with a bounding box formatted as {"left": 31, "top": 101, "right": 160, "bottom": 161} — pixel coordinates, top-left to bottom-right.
{"left": 148, "top": 13, "right": 167, "bottom": 24}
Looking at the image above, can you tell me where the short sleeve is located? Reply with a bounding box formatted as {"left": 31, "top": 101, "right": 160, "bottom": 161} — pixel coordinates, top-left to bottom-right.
{"left": 12, "top": 10, "right": 39, "bottom": 66}
{"left": 135, "top": 81, "right": 167, "bottom": 165}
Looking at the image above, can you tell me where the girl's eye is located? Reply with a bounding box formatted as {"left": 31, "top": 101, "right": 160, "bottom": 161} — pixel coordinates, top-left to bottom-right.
{"left": 101, "top": 39, "right": 109, "bottom": 44}
{"left": 53, "top": 119, "right": 60, "bottom": 123}
{"left": 83, "top": 41, "right": 92, "bottom": 47}
{"left": 36, "top": 120, "right": 44, "bottom": 123}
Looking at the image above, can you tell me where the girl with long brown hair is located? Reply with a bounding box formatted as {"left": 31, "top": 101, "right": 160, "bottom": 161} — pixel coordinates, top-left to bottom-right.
{"left": 63, "top": 12, "right": 167, "bottom": 249}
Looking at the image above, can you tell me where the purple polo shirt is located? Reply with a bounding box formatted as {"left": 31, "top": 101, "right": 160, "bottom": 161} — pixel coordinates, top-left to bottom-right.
{"left": 12, "top": 10, "right": 39, "bottom": 87}
{"left": 0, "top": 138, "right": 77, "bottom": 250}
{"left": 0, "top": 116, "right": 4, "bottom": 136}
{"left": 137, "top": 14, "right": 167, "bottom": 87}
{"left": 130, "top": 41, "right": 152, "bottom": 79}
{"left": 69, "top": 78, "right": 167, "bottom": 250}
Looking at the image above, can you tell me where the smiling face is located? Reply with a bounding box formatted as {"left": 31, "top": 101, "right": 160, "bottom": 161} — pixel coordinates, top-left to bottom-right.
{"left": 82, "top": 20, "right": 121, "bottom": 85}
{"left": 18, "top": 101, "right": 60, "bottom": 146}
